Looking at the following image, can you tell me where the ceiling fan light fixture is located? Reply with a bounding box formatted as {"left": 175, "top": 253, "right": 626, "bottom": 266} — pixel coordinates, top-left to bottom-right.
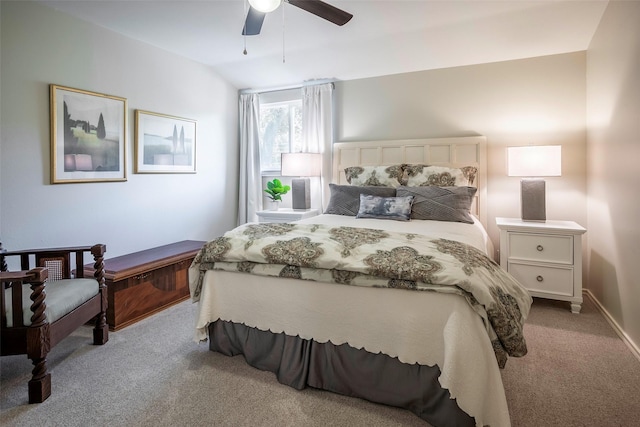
{"left": 248, "top": 0, "right": 282, "bottom": 13}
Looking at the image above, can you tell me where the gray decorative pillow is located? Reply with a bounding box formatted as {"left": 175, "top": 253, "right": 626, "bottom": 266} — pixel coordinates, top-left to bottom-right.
{"left": 324, "top": 184, "right": 397, "bottom": 216}
{"left": 401, "top": 165, "right": 478, "bottom": 187}
{"left": 396, "top": 186, "right": 477, "bottom": 223}
{"left": 344, "top": 165, "right": 405, "bottom": 187}
{"left": 356, "top": 195, "right": 414, "bottom": 221}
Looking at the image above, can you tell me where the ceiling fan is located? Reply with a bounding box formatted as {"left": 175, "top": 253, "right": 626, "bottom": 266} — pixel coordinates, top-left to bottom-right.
{"left": 242, "top": 0, "right": 353, "bottom": 36}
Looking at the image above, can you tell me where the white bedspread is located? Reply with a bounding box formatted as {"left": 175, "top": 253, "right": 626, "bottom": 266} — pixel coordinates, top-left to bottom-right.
{"left": 190, "top": 215, "right": 512, "bottom": 427}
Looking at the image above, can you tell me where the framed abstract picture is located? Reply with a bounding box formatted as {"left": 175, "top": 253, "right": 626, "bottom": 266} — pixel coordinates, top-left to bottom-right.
{"left": 50, "top": 84, "right": 127, "bottom": 184}
{"left": 134, "top": 110, "right": 197, "bottom": 173}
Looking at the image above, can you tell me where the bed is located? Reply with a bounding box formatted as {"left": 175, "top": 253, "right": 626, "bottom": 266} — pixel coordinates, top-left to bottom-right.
{"left": 189, "top": 136, "right": 532, "bottom": 427}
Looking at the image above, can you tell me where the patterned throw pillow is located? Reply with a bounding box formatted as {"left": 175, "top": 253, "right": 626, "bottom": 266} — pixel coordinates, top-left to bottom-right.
{"left": 344, "top": 165, "right": 405, "bottom": 187}
{"left": 396, "top": 186, "right": 477, "bottom": 223}
{"left": 356, "top": 194, "right": 414, "bottom": 221}
{"left": 324, "top": 184, "right": 397, "bottom": 216}
{"left": 401, "top": 165, "right": 478, "bottom": 187}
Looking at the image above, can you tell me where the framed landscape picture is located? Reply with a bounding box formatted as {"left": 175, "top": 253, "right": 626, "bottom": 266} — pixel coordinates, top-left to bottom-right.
{"left": 135, "top": 110, "right": 197, "bottom": 173}
{"left": 50, "top": 84, "right": 127, "bottom": 184}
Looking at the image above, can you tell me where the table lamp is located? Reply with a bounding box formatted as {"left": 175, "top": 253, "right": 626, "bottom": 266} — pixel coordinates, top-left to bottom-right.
{"left": 507, "top": 145, "right": 561, "bottom": 222}
{"left": 281, "top": 152, "right": 322, "bottom": 210}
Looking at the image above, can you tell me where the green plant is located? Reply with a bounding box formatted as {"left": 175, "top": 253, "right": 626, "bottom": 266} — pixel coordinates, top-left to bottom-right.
{"left": 264, "top": 178, "right": 290, "bottom": 201}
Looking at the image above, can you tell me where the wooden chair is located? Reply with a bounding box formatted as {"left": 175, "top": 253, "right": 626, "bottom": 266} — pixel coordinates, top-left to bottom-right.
{"left": 0, "top": 244, "right": 108, "bottom": 403}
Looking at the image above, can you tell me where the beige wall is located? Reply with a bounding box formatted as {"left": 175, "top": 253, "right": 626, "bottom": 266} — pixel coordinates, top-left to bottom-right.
{"left": 0, "top": 1, "right": 239, "bottom": 259}
{"left": 335, "top": 53, "right": 588, "bottom": 260}
{"left": 586, "top": 1, "right": 640, "bottom": 351}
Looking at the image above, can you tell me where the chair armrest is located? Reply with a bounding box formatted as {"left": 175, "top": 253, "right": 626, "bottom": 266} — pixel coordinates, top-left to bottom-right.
{"left": 0, "top": 244, "right": 107, "bottom": 281}
{"left": 1, "top": 268, "right": 49, "bottom": 285}
{"left": 1, "top": 246, "right": 95, "bottom": 257}
{"left": 1, "top": 267, "right": 48, "bottom": 328}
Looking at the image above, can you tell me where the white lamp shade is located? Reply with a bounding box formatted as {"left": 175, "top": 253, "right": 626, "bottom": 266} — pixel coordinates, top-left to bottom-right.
{"left": 248, "top": 0, "right": 281, "bottom": 13}
{"left": 507, "top": 145, "right": 562, "bottom": 177}
{"left": 281, "top": 153, "right": 322, "bottom": 177}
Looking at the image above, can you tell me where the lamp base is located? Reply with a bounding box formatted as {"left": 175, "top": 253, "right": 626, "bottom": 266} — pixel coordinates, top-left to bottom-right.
{"left": 291, "top": 178, "right": 311, "bottom": 210}
{"left": 521, "top": 178, "right": 546, "bottom": 222}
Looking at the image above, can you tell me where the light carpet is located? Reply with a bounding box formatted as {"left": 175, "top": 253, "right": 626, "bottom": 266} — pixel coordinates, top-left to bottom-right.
{"left": 1, "top": 295, "right": 639, "bottom": 427}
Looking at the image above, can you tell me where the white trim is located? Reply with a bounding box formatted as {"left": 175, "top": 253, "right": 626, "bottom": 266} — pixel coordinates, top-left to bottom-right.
{"left": 583, "top": 289, "right": 640, "bottom": 363}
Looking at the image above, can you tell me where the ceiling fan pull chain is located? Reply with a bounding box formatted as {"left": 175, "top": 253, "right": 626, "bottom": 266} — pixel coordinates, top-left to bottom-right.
{"left": 243, "top": 0, "right": 248, "bottom": 55}
{"left": 282, "top": 2, "right": 286, "bottom": 63}
{"left": 243, "top": 27, "right": 248, "bottom": 55}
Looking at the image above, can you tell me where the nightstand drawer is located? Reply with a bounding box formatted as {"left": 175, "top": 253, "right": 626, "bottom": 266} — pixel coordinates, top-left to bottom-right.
{"left": 509, "top": 263, "right": 574, "bottom": 296}
{"left": 508, "top": 233, "right": 573, "bottom": 264}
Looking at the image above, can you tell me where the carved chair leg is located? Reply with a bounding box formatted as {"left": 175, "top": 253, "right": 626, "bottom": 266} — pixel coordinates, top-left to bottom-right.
{"left": 26, "top": 271, "right": 51, "bottom": 403}
{"left": 28, "top": 356, "right": 51, "bottom": 403}
{"left": 93, "top": 311, "right": 109, "bottom": 345}
{"left": 92, "top": 246, "right": 109, "bottom": 345}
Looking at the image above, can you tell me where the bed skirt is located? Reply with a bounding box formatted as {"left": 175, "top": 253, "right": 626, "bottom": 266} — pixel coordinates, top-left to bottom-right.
{"left": 208, "top": 320, "right": 475, "bottom": 427}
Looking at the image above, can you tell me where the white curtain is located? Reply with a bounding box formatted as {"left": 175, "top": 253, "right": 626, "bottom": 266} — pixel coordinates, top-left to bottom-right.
{"left": 301, "top": 83, "right": 334, "bottom": 211}
{"left": 237, "top": 93, "right": 261, "bottom": 225}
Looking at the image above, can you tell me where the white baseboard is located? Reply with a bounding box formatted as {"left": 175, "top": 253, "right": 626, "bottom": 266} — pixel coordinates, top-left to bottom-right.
{"left": 583, "top": 289, "right": 640, "bottom": 363}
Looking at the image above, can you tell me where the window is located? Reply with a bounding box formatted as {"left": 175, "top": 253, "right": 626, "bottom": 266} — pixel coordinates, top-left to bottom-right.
{"left": 259, "top": 99, "right": 302, "bottom": 173}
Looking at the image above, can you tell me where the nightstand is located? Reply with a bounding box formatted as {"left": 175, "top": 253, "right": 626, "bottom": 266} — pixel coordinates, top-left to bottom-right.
{"left": 496, "top": 217, "right": 587, "bottom": 313}
{"left": 256, "top": 208, "right": 319, "bottom": 223}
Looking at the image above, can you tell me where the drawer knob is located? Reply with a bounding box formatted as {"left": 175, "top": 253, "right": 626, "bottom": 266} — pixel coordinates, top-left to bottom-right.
{"left": 536, "top": 275, "right": 544, "bottom": 282}
{"left": 536, "top": 245, "right": 544, "bottom": 251}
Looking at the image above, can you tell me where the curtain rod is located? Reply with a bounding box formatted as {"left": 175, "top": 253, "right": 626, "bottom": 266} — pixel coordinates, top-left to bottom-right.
{"left": 238, "top": 79, "right": 336, "bottom": 95}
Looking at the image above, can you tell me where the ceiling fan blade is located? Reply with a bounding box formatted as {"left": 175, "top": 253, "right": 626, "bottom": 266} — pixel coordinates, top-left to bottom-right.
{"left": 242, "top": 6, "right": 266, "bottom": 36}
{"left": 287, "top": 0, "right": 353, "bottom": 26}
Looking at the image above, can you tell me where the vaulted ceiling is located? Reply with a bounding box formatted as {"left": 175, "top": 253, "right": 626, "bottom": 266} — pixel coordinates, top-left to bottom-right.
{"left": 39, "top": 0, "right": 609, "bottom": 90}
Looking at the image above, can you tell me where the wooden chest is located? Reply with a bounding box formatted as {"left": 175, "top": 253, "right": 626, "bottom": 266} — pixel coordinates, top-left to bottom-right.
{"left": 83, "top": 240, "right": 205, "bottom": 331}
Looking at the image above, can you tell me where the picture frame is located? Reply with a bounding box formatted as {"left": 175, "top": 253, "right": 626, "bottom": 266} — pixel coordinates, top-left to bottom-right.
{"left": 50, "top": 84, "right": 127, "bottom": 184}
{"left": 135, "top": 110, "right": 197, "bottom": 173}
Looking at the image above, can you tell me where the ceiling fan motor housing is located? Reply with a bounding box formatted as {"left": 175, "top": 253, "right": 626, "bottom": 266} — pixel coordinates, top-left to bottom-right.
{"left": 243, "top": 0, "right": 353, "bottom": 36}
{"left": 248, "top": 0, "right": 282, "bottom": 14}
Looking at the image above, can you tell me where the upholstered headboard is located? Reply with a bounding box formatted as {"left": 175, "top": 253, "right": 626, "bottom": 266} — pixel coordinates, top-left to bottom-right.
{"left": 332, "top": 136, "right": 488, "bottom": 228}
